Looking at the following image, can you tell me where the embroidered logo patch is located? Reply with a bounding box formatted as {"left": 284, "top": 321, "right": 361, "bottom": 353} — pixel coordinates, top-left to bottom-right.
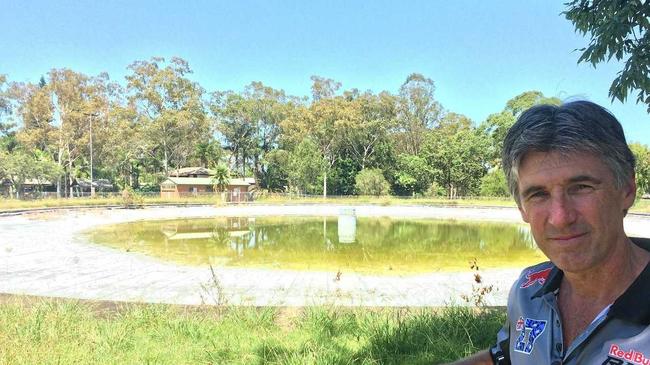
{"left": 602, "top": 344, "right": 650, "bottom": 365}
{"left": 520, "top": 267, "right": 552, "bottom": 288}
{"left": 515, "top": 316, "right": 524, "bottom": 331}
{"left": 514, "top": 318, "right": 547, "bottom": 355}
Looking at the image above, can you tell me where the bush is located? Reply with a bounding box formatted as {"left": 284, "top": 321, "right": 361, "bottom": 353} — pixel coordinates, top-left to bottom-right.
{"left": 121, "top": 187, "right": 144, "bottom": 208}
{"left": 425, "top": 182, "right": 447, "bottom": 197}
{"left": 355, "top": 168, "right": 390, "bottom": 196}
{"left": 479, "top": 169, "right": 510, "bottom": 197}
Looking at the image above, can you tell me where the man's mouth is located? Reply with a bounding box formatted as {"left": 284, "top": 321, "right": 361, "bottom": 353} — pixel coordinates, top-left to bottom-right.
{"left": 548, "top": 232, "right": 588, "bottom": 241}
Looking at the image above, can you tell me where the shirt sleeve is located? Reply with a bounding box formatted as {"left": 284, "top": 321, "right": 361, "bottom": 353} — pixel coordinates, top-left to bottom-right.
{"left": 490, "top": 318, "right": 511, "bottom": 364}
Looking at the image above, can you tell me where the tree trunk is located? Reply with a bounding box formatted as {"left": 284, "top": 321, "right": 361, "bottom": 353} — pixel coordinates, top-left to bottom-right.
{"left": 323, "top": 171, "right": 327, "bottom": 198}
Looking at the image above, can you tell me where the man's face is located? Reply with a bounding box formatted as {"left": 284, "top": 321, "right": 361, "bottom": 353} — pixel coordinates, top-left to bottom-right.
{"left": 516, "top": 150, "right": 635, "bottom": 274}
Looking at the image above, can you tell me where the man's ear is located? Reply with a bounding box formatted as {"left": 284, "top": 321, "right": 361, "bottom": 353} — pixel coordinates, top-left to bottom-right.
{"left": 622, "top": 178, "right": 637, "bottom": 212}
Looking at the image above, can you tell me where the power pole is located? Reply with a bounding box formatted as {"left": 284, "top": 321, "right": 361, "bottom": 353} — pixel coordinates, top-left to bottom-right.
{"left": 84, "top": 112, "right": 99, "bottom": 197}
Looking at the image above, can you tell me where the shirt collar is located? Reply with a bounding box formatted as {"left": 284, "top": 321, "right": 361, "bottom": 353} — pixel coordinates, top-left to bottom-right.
{"left": 609, "top": 237, "right": 650, "bottom": 325}
{"left": 530, "top": 237, "right": 650, "bottom": 325}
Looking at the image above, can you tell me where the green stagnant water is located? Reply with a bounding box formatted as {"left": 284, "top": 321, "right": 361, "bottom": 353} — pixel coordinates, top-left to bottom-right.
{"left": 83, "top": 216, "right": 545, "bottom": 274}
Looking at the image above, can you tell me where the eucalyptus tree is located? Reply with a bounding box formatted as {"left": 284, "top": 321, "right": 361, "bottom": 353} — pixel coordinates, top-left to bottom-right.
{"left": 15, "top": 69, "right": 113, "bottom": 197}
{"left": 210, "top": 90, "right": 257, "bottom": 177}
{"left": 394, "top": 73, "right": 442, "bottom": 155}
{"left": 0, "top": 75, "right": 17, "bottom": 152}
{"left": 480, "top": 90, "right": 561, "bottom": 165}
{"left": 422, "top": 113, "right": 490, "bottom": 198}
{"left": 126, "top": 57, "right": 209, "bottom": 176}
{"left": 340, "top": 91, "right": 397, "bottom": 170}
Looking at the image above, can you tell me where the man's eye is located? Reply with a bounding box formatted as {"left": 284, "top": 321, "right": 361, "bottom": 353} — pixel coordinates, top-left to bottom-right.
{"left": 527, "top": 191, "right": 547, "bottom": 200}
{"left": 571, "top": 184, "right": 594, "bottom": 193}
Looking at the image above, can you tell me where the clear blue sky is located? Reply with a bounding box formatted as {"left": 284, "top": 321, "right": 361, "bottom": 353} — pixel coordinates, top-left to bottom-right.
{"left": 1, "top": 0, "right": 648, "bottom": 144}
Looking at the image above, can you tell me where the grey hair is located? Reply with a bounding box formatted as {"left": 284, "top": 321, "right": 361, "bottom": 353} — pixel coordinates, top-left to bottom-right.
{"left": 502, "top": 100, "right": 635, "bottom": 203}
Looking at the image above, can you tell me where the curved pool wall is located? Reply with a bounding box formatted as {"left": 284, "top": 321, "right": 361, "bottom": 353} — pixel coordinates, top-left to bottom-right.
{"left": 1, "top": 205, "right": 649, "bottom": 307}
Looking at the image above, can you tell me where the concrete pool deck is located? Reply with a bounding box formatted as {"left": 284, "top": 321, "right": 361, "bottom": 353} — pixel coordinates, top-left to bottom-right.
{"left": 1, "top": 205, "right": 649, "bottom": 307}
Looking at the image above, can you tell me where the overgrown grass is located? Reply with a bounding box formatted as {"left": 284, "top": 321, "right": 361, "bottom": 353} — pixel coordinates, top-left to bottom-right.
{"left": 0, "top": 298, "right": 505, "bottom": 364}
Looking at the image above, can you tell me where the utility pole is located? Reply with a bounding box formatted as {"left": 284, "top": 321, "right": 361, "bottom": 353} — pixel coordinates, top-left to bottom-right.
{"left": 84, "top": 112, "right": 99, "bottom": 197}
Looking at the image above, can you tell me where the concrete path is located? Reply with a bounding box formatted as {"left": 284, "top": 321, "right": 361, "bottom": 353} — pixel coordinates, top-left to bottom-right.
{"left": 1, "top": 205, "right": 648, "bottom": 306}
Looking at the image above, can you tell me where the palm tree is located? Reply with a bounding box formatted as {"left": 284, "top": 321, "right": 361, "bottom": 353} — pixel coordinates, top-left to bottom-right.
{"left": 211, "top": 164, "right": 230, "bottom": 193}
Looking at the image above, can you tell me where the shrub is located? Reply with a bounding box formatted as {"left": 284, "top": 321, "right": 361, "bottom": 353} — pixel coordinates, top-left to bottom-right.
{"left": 355, "top": 168, "right": 390, "bottom": 196}
{"left": 425, "top": 182, "right": 447, "bottom": 197}
{"left": 479, "top": 169, "right": 509, "bottom": 197}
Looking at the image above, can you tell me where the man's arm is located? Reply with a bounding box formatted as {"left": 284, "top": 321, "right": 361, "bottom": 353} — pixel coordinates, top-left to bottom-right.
{"left": 445, "top": 349, "right": 493, "bottom": 365}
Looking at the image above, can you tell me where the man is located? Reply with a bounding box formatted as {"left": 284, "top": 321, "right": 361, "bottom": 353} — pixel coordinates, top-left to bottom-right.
{"left": 450, "top": 100, "right": 650, "bottom": 364}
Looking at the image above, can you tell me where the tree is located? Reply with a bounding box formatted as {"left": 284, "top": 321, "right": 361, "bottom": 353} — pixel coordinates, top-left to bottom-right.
{"left": 310, "top": 75, "right": 341, "bottom": 101}
{"left": 210, "top": 91, "right": 256, "bottom": 176}
{"left": 43, "top": 69, "right": 112, "bottom": 197}
{"left": 422, "top": 116, "right": 490, "bottom": 198}
{"left": 287, "top": 138, "right": 323, "bottom": 195}
{"left": 0, "top": 75, "right": 13, "bottom": 134}
{"left": 480, "top": 91, "right": 561, "bottom": 165}
{"left": 355, "top": 168, "right": 390, "bottom": 196}
{"left": 479, "top": 169, "right": 510, "bottom": 197}
{"left": 262, "top": 149, "right": 290, "bottom": 191}
{"left": 339, "top": 91, "right": 397, "bottom": 170}
{"left": 565, "top": 1, "right": 650, "bottom": 111}
{"left": 392, "top": 154, "right": 432, "bottom": 196}
{"left": 394, "top": 73, "right": 442, "bottom": 155}
{"left": 630, "top": 143, "right": 650, "bottom": 196}
{"left": 126, "top": 57, "right": 209, "bottom": 176}
{"left": 211, "top": 164, "right": 231, "bottom": 192}
{"left": 0, "top": 149, "right": 62, "bottom": 198}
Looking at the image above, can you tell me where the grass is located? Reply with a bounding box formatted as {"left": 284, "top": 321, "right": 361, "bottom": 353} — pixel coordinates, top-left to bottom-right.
{"left": 0, "top": 297, "right": 505, "bottom": 365}
{"left": 0, "top": 194, "right": 518, "bottom": 212}
{"left": 2, "top": 194, "right": 649, "bottom": 213}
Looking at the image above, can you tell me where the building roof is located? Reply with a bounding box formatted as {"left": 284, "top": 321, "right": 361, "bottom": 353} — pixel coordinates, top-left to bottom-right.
{"left": 168, "top": 167, "right": 213, "bottom": 177}
{"left": 162, "top": 177, "right": 256, "bottom": 186}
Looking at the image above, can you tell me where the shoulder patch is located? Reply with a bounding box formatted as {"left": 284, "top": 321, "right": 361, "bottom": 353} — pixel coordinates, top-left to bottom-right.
{"left": 520, "top": 267, "right": 553, "bottom": 288}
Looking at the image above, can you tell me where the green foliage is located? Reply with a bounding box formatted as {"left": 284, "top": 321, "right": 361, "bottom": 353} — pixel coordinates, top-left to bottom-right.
{"left": 354, "top": 168, "right": 390, "bottom": 196}
{"left": 480, "top": 169, "right": 510, "bottom": 197}
{"left": 211, "top": 164, "right": 231, "bottom": 192}
{"left": 327, "top": 157, "right": 359, "bottom": 195}
{"left": 288, "top": 138, "right": 323, "bottom": 195}
{"left": 0, "top": 149, "right": 62, "bottom": 197}
{"left": 261, "top": 149, "right": 290, "bottom": 191}
{"left": 565, "top": 0, "right": 650, "bottom": 111}
{"left": 392, "top": 154, "right": 432, "bottom": 196}
{"left": 425, "top": 182, "right": 446, "bottom": 197}
{"left": 630, "top": 143, "right": 650, "bottom": 196}
{"left": 480, "top": 91, "right": 561, "bottom": 165}
{"left": 422, "top": 121, "right": 490, "bottom": 198}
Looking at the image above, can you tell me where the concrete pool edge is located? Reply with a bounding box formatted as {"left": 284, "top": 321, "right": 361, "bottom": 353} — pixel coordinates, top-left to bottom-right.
{"left": 1, "top": 205, "right": 649, "bottom": 307}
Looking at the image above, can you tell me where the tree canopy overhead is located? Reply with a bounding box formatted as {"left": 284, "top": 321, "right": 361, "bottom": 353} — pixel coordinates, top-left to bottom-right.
{"left": 565, "top": 0, "right": 650, "bottom": 111}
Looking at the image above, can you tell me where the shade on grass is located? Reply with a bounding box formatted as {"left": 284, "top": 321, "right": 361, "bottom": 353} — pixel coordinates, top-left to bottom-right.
{"left": 0, "top": 299, "right": 505, "bottom": 364}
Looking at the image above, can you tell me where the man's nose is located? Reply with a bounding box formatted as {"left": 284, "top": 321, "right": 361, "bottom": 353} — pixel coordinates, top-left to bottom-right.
{"left": 548, "top": 194, "right": 577, "bottom": 228}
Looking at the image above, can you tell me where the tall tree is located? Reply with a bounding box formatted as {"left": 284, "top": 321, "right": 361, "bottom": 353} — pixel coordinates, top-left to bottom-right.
{"left": 565, "top": 0, "right": 650, "bottom": 111}
{"left": 630, "top": 142, "right": 650, "bottom": 196}
{"left": 126, "top": 56, "right": 209, "bottom": 176}
{"left": 480, "top": 91, "right": 561, "bottom": 165}
{"left": 210, "top": 91, "right": 257, "bottom": 176}
{"left": 0, "top": 75, "right": 18, "bottom": 153}
{"left": 394, "top": 73, "right": 442, "bottom": 155}
{"left": 339, "top": 91, "right": 397, "bottom": 170}
{"left": 423, "top": 114, "right": 490, "bottom": 198}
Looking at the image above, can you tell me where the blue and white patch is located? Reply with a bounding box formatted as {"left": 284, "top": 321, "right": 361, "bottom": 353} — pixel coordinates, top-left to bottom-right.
{"left": 514, "top": 318, "right": 547, "bottom": 354}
